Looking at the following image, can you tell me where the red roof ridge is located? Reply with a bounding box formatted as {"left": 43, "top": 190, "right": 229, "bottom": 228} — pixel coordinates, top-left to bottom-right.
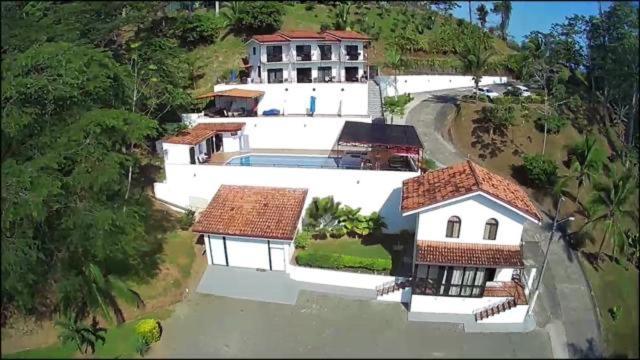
{"left": 466, "top": 159, "right": 482, "bottom": 188}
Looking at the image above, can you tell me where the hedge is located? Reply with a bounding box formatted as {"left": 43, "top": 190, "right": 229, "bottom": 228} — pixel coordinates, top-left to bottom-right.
{"left": 135, "top": 319, "right": 161, "bottom": 345}
{"left": 296, "top": 251, "right": 391, "bottom": 272}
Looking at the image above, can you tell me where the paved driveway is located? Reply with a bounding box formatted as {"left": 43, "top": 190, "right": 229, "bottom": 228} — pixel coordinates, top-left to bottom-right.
{"left": 151, "top": 291, "right": 552, "bottom": 358}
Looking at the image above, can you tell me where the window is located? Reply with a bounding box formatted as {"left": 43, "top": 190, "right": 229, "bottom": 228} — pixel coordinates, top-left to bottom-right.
{"left": 317, "top": 66, "right": 332, "bottom": 82}
{"left": 267, "top": 69, "right": 284, "bottom": 83}
{"left": 296, "top": 45, "right": 311, "bottom": 61}
{"left": 446, "top": 216, "right": 461, "bottom": 238}
{"left": 483, "top": 218, "right": 498, "bottom": 240}
{"left": 345, "top": 45, "right": 359, "bottom": 60}
{"left": 319, "top": 44, "right": 332, "bottom": 60}
{"left": 266, "top": 46, "right": 282, "bottom": 62}
{"left": 252, "top": 47, "right": 256, "bottom": 55}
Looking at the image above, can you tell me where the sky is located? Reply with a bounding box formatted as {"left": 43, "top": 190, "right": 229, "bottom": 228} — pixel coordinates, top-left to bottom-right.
{"left": 452, "top": 1, "right": 616, "bottom": 43}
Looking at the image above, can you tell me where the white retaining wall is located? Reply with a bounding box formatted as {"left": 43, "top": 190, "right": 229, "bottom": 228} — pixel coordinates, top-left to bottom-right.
{"left": 287, "top": 264, "right": 395, "bottom": 289}
{"left": 187, "top": 115, "right": 371, "bottom": 150}
{"left": 410, "top": 294, "right": 510, "bottom": 314}
{"left": 213, "top": 83, "right": 369, "bottom": 116}
{"left": 377, "top": 75, "right": 509, "bottom": 97}
{"left": 155, "top": 164, "right": 418, "bottom": 233}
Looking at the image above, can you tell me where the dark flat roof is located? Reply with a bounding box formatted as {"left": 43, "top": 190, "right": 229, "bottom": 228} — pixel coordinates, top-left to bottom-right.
{"left": 337, "top": 121, "right": 423, "bottom": 149}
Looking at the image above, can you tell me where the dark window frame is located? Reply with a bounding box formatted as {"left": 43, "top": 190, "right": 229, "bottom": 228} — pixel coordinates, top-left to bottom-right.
{"left": 413, "top": 265, "right": 487, "bottom": 298}
{"left": 319, "top": 44, "right": 332, "bottom": 60}
{"left": 266, "top": 45, "right": 283, "bottom": 62}
{"left": 295, "top": 45, "right": 312, "bottom": 61}
{"left": 484, "top": 218, "right": 498, "bottom": 240}
{"left": 267, "top": 68, "right": 284, "bottom": 84}
{"left": 446, "top": 216, "right": 461, "bottom": 238}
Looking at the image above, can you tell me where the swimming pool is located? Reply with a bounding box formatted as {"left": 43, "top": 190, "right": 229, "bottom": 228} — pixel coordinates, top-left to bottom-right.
{"left": 225, "top": 154, "right": 340, "bottom": 168}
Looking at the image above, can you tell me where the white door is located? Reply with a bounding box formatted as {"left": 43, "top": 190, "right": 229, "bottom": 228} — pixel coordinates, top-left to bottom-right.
{"left": 226, "top": 237, "right": 270, "bottom": 270}
{"left": 209, "top": 236, "right": 227, "bottom": 266}
{"left": 269, "top": 244, "right": 286, "bottom": 271}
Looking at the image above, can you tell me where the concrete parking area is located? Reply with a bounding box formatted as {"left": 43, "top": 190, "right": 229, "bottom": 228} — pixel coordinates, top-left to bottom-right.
{"left": 151, "top": 291, "right": 552, "bottom": 358}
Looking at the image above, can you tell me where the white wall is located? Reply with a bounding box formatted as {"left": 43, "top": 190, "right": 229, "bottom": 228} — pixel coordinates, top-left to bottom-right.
{"left": 415, "top": 193, "right": 526, "bottom": 246}
{"left": 163, "top": 143, "right": 191, "bottom": 165}
{"left": 193, "top": 115, "right": 370, "bottom": 150}
{"left": 495, "top": 268, "right": 515, "bottom": 282}
{"left": 155, "top": 164, "right": 417, "bottom": 233}
{"left": 287, "top": 263, "right": 395, "bottom": 289}
{"left": 410, "top": 294, "right": 510, "bottom": 314}
{"left": 377, "top": 75, "right": 509, "bottom": 97}
{"left": 213, "top": 83, "right": 369, "bottom": 116}
{"left": 205, "top": 235, "right": 294, "bottom": 272}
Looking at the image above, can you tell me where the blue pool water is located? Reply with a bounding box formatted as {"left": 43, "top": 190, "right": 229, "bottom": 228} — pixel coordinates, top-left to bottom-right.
{"left": 226, "top": 154, "right": 340, "bottom": 168}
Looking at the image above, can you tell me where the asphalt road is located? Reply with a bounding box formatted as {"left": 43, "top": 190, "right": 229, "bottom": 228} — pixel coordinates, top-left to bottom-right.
{"left": 151, "top": 291, "right": 552, "bottom": 358}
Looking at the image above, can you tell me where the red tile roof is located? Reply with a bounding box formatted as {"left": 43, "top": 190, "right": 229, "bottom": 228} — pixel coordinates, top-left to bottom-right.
{"left": 401, "top": 160, "right": 541, "bottom": 221}
{"left": 323, "top": 30, "right": 371, "bottom": 40}
{"left": 192, "top": 185, "right": 308, "bottom": 240}
{"left": 251, "top": 34, "right": 288, "bottom": 43}
{"left": 163, "top": 123, "right": 245, "bottom": 145}
{"left": 250, "top": 30, "right": 368, "bottom": 43}
{"left": 416, "top": 240, "right": 524, "bottom": 268}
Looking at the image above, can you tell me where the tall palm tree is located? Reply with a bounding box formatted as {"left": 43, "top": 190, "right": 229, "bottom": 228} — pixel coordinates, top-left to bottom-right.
{"left": 476, "top": 4, "right": 489, "bottom": 29}
{"left": 220, "top": 1, "right": 242, "bottom": 35}
{"left": 385, "top": 47, "right": 404, "bottom": 100}
{"left": 569, "top": 136, "right": 606, "bottom": 206}
{"left": 55, "top": 313, "right": 106, "bottom": 354}
{"left": 586, "top": 168, "right": 638, "bottom": 260}
{"left": 61, "top": 263, "right": 144, "bottom": 325}
{"left": 468, "top": 1, "right": 473, "bottom": 23}
{"left": 491, "top": 1, "right": 512, "bottom": 41}
{"left": 456, "top": 39, "right": 494, "bottom": 103}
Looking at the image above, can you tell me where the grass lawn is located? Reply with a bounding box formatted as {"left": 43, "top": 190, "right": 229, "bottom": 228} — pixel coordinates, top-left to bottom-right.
{"left": 6, "top": 309, "right": 174, "bottom": 359}
{"left": 306, "top": 236, "right": 392, "bottom": 260}
{"left": 190, "top": 35, "right": 246, "bottom": 96}
{"left": 579, "top": 254, "right": 639, "bottom": 358}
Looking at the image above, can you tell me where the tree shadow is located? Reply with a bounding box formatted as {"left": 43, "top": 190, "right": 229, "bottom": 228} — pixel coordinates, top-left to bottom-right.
{"left": 470, "top": 116, "right": 509, "bottom": 160}
{"left": 362, "top": 232, "right": 414, "bottom": 277}
{"left": 567, "top": 337, "right": 604, "bottom": 359}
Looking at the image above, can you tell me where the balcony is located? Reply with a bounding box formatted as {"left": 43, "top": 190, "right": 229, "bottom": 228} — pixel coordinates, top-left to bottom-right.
{"left": 345, "top": 52, "right": 362, "bottom": 61}
{"left": 266, "top": 54, "right": 283, "bottom": 63}
{"left": 295, "top": 53, "right": 312, "bottom": 62}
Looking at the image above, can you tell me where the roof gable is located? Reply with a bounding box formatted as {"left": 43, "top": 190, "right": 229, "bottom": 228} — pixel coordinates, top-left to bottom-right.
{"left": 401, "top": 160, "right": 541, "bottom": 222}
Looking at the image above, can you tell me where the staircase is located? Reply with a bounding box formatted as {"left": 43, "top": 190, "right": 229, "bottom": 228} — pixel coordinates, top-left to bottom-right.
{"left": 367, "top": 79, "right": 383, "bottom": 119}
{"left": 376, "top": 278, "right": 412, "bottom": 296}
{"left": 473, "top": 298, "right": 517, "bottom": 321}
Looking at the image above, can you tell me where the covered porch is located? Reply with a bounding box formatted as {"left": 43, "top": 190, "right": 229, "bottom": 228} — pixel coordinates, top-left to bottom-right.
{"left": 195, "top": 88, "right": 264, "bottom": 117}
{"left": 334, "top": 121, "right": 423, "bottom": 171}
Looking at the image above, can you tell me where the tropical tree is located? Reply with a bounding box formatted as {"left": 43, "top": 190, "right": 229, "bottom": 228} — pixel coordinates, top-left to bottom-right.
{"left": 491, "top": 1, "right": 512, "bottom": 41}
{"left": 385, "top": 47, "right": 404, "bottom": 100}
{"left": 456, "top": 39, "right": 495, "bottom": 103}
{"left": 476, "top": 4, "right": 489, "bottom": 29}
{"left": 568, "top": 136, "right": 606, "bottom": 206}
{"left": 481, "top": 103, "right": 516, "bottom": 139}
{"left": 467, "top": 0, "right": 473, "bottom": 23}
{"left": 55, "top": 313, "right": 106, "bottom": 354}
{"left": 333, "top": 2, "right": 352, "bottom": 31}
{"left": 337, "top": 205, "right": 362, "bottom": 235}
{"left": 624, "top": 230, "right": 640, "bottom": 268}
{"left": 586, "top": 168, "right": 638, "bottom": 260}
{"left": 303, "top": 196, "right": 342, "bottom": 236}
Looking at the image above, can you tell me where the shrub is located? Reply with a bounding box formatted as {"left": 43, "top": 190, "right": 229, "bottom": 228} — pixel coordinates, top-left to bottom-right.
{"left": 294, "top": 231, "right": 311, "bottom": 249}
{"left": 304, "top": 2, "right": 315, "bottom": 11}
{"left": 229, "top": 2, "right": 284, "bottom": 37}
{"left": 420, "top": 157, "right": 438, "bottom": 171}
{"left": 135, "top": 336, "right": 151, "bottom": 357}
{"left": 174, "top": 12, "right": 225, "bottom": 48}
{"left": 522, "top": 154, "right": 558, "bottom": 188}
{"left": 535, "top": 114, "right": 569, "bottom": 134}
{"left": 320, "top": 22, "right": 331, "bottom": 32}
{"left": 296, "top": 251, "right": 391, "bottom": 272}
{"left": 135, "top": 319, "right": 161, "bottom": 345}
{"left": 609, "top": 306, "right": 622, "bottom": 322}
{"left": 179, "top": 209, "right": 195, "bottom": 230}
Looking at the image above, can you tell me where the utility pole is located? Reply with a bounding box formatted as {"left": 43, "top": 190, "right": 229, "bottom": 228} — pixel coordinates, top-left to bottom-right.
{"left": 215, "top": 1, "right": 219, "bottom": 16}
{"left": 527, "top": 197, "right": 574, "bottom": 316}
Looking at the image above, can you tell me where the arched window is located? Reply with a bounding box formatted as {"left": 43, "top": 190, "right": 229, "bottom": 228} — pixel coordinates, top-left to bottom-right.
{"left": 446, "top": 216, "right": 461, "bottom": 238}
{"left": 484, "top": 218, "right": 498, "bottom": 240}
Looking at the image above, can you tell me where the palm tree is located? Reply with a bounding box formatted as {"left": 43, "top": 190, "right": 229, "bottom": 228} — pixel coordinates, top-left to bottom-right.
{"left": 467, "top": 1, "right": 473, "bottom": 23}
{"left": 385, "top": 47, "right": 404, "bottom": 100}
{"left": 303, "top": 196, "right": 342, "bottom": 236}
{"left": 491, "top": 1, "right": 512, "bottom": 41}
{"left": 333, "top": 2, "right": 352, "bottom": 31}
{"left": 456, "top": 39, "right": 494, "bottom": 103}
{"left": 55, "top": 313, "right": 106, "bottom": 354}
{"left": 476, "top": 4, "right": 489, "bottom": 29}
{"left": 569, "top": 136, "right": 606, "bottom": 206}
{"left": 62, "top": 263, "right": 144, "bottom": 325}
{"left": 220, "top": 1, "right": 242, "bottom": 35}
{"left": 624, "top": 230, "right": 639, "bottom": 268}
{"left": 586, "top": 168, "right": 638, "bottom": 260}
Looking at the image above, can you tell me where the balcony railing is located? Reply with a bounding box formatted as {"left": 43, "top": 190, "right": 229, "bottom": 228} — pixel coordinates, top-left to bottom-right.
{"left": 266, "top": 54, "right": 283, "bottom": 63}
{"left": 296, "top": 53, "right": 312, "bottom": 62}
{"left": 345, "top": 52, "right": 362, "bottom": 61}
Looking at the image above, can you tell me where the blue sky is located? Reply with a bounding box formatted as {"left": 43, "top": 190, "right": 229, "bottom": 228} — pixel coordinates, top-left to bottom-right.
{"left": 451, "top": 1, "right": 615, "bottom": 43}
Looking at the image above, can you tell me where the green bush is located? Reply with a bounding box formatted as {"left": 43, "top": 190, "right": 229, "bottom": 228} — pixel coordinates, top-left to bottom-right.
{"left": 522, "top": 154, "right": 558, "bottom": 188}
{"left": 296, "top": 251, "right": 392, "bottom": 272}
{"left": 420, "top": 157, "right": 438, "bottom": 171}
{"left": 174, "top": 12, "right": 225, "bottom": 48}
{"left": 535, "top": 114, "right": 569, "bottom": 134}
{"left": 135, "top": 336, "right": 151, "bottom": 357}
{"left": 179, "top": 209, "right": 195, "bottom": 230}
{"left": 294, "top": 231, "right": 311, "bottom": 249}
{"left": 135, "top": 319, "right": 161, "bottom": 345}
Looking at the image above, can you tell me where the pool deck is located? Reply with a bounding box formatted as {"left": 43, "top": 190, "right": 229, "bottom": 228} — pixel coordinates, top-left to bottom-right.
{"left": 207, "top": 149, "right": 335, "bottom": 165}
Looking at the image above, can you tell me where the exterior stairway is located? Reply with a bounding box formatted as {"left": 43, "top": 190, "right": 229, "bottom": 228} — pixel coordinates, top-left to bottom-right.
{"left": 367, "top": 79, "right": 384, "bottom": 119}
{"left": 473, "top": 298, "right": 517, "bottom": 321}
{"left": 376, "top": 278, "right": 412, "bottom": 296}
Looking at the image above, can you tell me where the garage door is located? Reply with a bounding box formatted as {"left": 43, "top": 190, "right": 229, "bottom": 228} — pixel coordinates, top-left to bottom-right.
{"left": 226, "top": 237, "right": 270, "bottom": 270}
